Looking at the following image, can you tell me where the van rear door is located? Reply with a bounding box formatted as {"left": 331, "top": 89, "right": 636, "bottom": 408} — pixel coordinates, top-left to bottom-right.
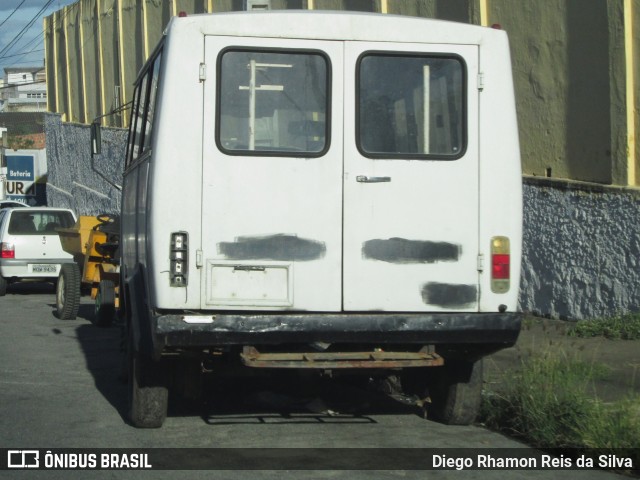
{"left": 343, "top": 43, "right": 480, "bottom": 312}
{"left": 203, "top": 38, "right": 479, "bottom": 313}
{"left": 201, "top": 37, "right": 343, "bottom": 311}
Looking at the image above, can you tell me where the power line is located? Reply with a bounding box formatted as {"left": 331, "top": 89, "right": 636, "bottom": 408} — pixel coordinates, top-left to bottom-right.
{"left": 13, "top": 30, "right": 45, "bottom": 54}
{"left": 0, "top": 0, "right": 27, "bottom": 30}
{"left": 21, "top": 2, "right": 80, "bottom": 52}
{"left": 0, "top": 1, "right": 80, "bottom": 68}
{"left": 0, "top": 49, "right": 45, "bottom": 61}
{"left": 0, "top": 0, "right": 57, "bottom": 58}
{"left": 0, "top": 80, "right": 45, "bottom": 90}
{"left": 0, "top": 0, "right": 56, "bottom": 58}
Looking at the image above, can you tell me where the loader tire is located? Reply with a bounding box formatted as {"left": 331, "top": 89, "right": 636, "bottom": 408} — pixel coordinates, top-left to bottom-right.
{"left": 56, "top": 263, "right": 81, "bottom": 320}
{"left": 94, "top": 279, "right": 115, "bottom": 327}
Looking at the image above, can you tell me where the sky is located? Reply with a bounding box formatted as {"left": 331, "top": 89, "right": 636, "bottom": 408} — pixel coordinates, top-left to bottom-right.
{"left": 0, "top": 0, "right": 77, "bottom": 78}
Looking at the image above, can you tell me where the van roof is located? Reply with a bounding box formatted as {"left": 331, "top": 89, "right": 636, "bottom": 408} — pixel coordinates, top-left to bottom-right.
{"left": 166, "top": 10, "right": 503, "bottom": 46}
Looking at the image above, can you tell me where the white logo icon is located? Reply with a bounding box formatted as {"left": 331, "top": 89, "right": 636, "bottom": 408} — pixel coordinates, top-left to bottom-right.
{"left": 7, "top": 450, "right": 39, "bottom": 468}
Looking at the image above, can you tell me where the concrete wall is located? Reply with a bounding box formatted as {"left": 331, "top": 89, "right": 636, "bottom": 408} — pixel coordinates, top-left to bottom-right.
{"left": 489, "top": 1, "right": 614, "bottom": 184}
{"left": 43, "top": 113, "right": 640, "bottom": 320}
{"left": 519, "top": 176, "right": 640, "bottom": 320}
{"left": 634, "top": 1, "right": 640, "bottom": 184}
{"left": 44, "top": 113, "right": 126, "bottom": 215}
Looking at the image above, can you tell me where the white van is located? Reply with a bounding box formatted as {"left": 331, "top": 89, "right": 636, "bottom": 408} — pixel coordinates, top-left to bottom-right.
{"left": 0, "top": 207, "right": 76, "bottom": 295}
{"left": 108, "top": 10, "right": 522, "bottom": 428}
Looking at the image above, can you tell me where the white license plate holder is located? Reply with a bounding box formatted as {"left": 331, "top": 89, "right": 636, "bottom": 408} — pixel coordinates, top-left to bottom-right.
{"left": 206, "top": 261, "right": 293, "bottom": 307}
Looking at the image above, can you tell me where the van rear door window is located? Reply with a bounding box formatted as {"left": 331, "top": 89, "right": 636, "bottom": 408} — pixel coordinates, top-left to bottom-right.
{"left": 217, "top": 49, "right": 329, "bottom": 156}
{"left": 358, "top": 53, "right": 465, "bottom": 159}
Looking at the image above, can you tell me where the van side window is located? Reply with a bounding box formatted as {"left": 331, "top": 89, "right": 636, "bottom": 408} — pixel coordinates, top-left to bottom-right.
{"left": 126, "top": 51, "right": 163, "bottom": 167}
{"left": 217, "top": 49, "right": 329, "bottom": 156}
{"left": 358, "top": 53, "right": 465, "bottom": 159}
{"left": 126, "top": 85, "right": 142, "bottom": 167}
{"left": 131, "top": 74, "right": 149, "bottom": 162}
{"left": 143, "top": 52, "right": 162, "bottom": 153}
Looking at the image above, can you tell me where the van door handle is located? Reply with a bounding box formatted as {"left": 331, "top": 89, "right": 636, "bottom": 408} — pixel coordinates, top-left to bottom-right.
{"left": 356, "top": 175, "right": 391, "bottom": 183}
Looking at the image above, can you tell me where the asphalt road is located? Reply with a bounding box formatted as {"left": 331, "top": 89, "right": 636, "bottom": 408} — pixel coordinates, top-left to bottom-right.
{"left": 0, "top": 282, "right": 626, "bottom": 479}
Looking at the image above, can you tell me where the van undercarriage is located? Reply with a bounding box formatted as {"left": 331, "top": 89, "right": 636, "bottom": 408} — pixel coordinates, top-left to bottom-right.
{"left": 125, "top": 310, "right": 521, "bottom": 428}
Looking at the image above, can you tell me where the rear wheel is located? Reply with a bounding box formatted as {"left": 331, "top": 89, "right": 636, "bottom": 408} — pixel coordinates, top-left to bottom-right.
{"left": 429, "top": 359, "right": 483, "bottom": 425}
{"left": 0, "top": 276, "right": 6, "bottom": 296}
{"left": 403, "top": 359, "right": 483, "bottom": 425}
{"left": 94, "top": 279, "right": 115, "bottom": 327}
{"left": 128, "top": 327, "right": 168, "bottom": 428}
{"left": 56, "top": 263, "right": 81, "bottom": 319}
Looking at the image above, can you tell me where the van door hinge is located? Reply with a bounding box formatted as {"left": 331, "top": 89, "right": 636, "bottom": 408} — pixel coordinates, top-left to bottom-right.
{"left": 196, "top": 249, "right": 203, "bottom": 268}
{"left": 477, "top": 72, "right": 485, "bottom": 91}
{"left": 477, "top": 253, "right": 485, "bottom": 272}
{"left": 199, "top": 63, "right": 206, "bottom": 82}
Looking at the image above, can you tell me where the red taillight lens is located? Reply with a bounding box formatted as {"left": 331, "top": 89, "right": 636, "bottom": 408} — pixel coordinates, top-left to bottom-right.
{"left": 492, "top": 254, "right": 510, "bottom": 279}
{"left": 490, "top": 237, "right": 510, "bottom": 293}
{"left": 1, "top": 242, "right": 15, "bottom": 259}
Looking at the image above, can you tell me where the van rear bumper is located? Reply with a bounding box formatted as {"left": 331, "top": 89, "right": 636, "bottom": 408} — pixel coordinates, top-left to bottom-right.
{"left": 154, "top": 312, "right": 521, "bottom": 349}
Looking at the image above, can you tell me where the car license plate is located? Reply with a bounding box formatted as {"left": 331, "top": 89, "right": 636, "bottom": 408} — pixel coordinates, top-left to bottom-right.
{"left": 30, "top": 264, "right": 58, "bottom": 274}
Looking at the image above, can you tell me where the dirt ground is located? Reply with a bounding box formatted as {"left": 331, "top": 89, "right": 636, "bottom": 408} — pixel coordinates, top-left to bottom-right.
{"left": 484, "top": 317, "right": 640, "bottom": 403}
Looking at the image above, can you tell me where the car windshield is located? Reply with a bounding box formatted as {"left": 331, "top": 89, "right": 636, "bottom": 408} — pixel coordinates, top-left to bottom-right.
{"left": 8, "top": 211, "right": 74, "bottom": 235}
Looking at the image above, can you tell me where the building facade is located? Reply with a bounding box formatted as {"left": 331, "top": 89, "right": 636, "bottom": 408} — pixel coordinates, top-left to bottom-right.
{"left": 1, "top": 67, "right": 47, "bottom": 113}
{"left": 0, "top": 64, "right": 48, "bottom": 204}
{"left": 44, "top": 0, "right": 640, "bottom": 188}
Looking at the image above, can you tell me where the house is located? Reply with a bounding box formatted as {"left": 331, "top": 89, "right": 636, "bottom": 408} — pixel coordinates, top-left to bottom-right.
{"left": 1, "top": 67, "right": 47, "bottom": 113}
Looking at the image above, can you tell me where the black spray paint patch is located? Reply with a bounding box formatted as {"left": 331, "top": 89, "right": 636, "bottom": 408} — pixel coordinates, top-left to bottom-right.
{"left": 362, "top": 238, "right": 460, "bottom": 264}
{"left": 218, "top": 234, "right": 326, "bottom": 261}
{"left": 421, "top": 282, "right": 477, "bottom": 308}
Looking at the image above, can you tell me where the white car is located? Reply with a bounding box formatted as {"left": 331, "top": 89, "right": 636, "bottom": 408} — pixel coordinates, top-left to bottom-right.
{"left": 0, "top": 207, "right": 76, "bottom": 295}
{"left": 0, "top": 200, "right": 30, "bottom": 210}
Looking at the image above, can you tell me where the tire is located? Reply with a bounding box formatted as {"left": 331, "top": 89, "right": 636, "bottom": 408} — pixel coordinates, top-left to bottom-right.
{"left": 128, "top": 326, "right": 168, "bottom": 428}
{"left": 429, "top": 359, "right": 483, "bottom": 425}
{"left": 0, "top": 276, "right": 7, "bottom": 296}
{"left": 56, "top": 263, "right": 81, "bottom": 320}
{"left": 94, "top": 279, "right": 115, "bottom": 327}
{"left": 402, "top": 359, "right": 483, "bottom": 426}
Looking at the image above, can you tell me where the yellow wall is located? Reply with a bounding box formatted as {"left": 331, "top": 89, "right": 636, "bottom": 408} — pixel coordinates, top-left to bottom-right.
{"left": 44, "top": 0, "right": 640, "bottom": 186}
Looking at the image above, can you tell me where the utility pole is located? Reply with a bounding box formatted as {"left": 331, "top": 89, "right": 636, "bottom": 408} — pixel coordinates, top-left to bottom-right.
{"left": 0, "top": 127, "right": 7, "bottom": 200}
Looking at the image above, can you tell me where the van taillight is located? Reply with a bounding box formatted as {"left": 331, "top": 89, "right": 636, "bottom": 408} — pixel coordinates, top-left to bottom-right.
{"left": 491, "top": 236, "right": 510, "bottom": 293}
{"left": 1, "top": 242, "right": 15, "bottom": 259}
{"left": 170, "top": 232, "right": 188, "bottom": 287}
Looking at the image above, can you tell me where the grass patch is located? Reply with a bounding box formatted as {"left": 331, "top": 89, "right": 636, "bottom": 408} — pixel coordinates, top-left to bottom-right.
{"left": 481, "top": 350, "right": 640, "bottom": 456}
{"left": 569, "top": 313, "right": 640, "bottom": 340}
